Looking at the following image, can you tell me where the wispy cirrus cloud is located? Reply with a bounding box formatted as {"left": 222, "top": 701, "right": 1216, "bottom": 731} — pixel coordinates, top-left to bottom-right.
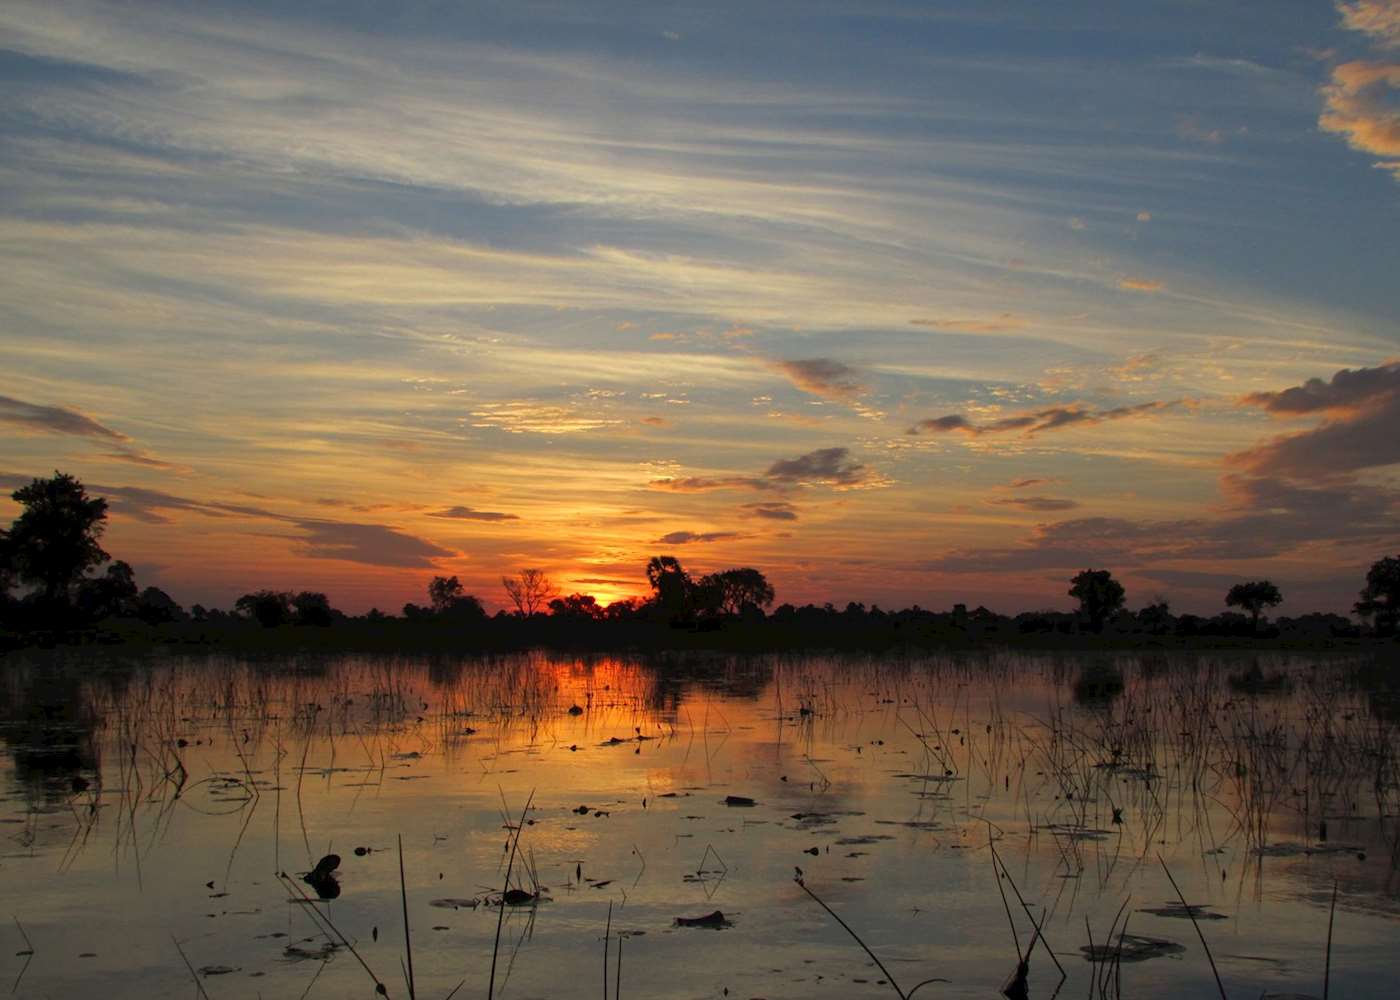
{"left": 908, "top": 400, "right": 1184, "bottom": 438}
{"left": 909, "top": 315, "right": 1026, "bottom": 333}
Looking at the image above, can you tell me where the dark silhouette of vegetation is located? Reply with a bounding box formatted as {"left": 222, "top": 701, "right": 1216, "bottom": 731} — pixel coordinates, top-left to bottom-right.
{"left": 235, "top": 590, "right": 294, "bottom": 627}
{"left": 3, "top": 471, "right": 1398, "bottom": 653}
{"left": 75, "top": 560, "right": 138, "bottom": 620}
{"left": 5, "top": 472, "right": 109, "bottom": 614}
{"left": 502, "top": 568, "right": 556, "bottom": 616}
{"left": 405, "top": 576, "right": 486, "bottom": 623}
{"left": 1355, "top": 554, "right": 1400, "bottom": 636}
{"left": 136, "top": 586, "right": 186, "bottom": 625}
{"left": 1225, "top": 580, "right": 1283, "bottom": 631}
{"left": 1068, "top": 569, "right": 1125, "bottom": 633}
{"left": 548, "top": 593, "right": 605, "bottom": 619}
{"left": 704, "top": 567, "right": 776, "bottom": 616}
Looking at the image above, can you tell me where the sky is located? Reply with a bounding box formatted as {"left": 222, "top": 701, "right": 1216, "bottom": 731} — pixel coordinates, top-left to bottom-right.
{"left": 1, "top": 0, "right": 1398, "bottom": 616}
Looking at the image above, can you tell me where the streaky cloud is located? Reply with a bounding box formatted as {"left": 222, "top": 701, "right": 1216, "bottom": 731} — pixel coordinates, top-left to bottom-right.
{"left": 988, "top": 496, "right": 1080, "bottom": 511}
{"left": 0, "top": 393, "right": 130, "bottom": 442}
{"left": 655, "top": 530, "right": 743, "bottom": 544}
{"left": 908, "top": 400, "right": 1184, "bottom": 438}
{"left": 293, "top": 519, "right": 455, "bottom": 568}
{"left": 428, "top": 505, "right": 521, "bottom": 522}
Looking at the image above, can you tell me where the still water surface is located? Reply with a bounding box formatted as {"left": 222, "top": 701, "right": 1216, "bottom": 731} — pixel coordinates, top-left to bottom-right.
{"left": 1, "top": 650, "right": 1398, "bottom": 999}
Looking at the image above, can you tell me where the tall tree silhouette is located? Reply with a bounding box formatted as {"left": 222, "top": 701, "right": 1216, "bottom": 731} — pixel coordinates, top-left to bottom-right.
{"left": 701, "top": 568, "right": 776, "bottom": 615}
{"left": 6, "top": 472, "right": 109, "bottom": 606}
{"left": 428, "top": 575, "right": 465, "bottom": 612}
{"left": 502, "top": 568, "right": 556, "bottom": 616}
{"left": 1225, "top": 580, "right": 1282, "bottom": 631}
{"left": 1068, "top": 569, "right": 1125, "bottom": 632}
{"left": 1355, "top": 554, "right": 1400, "bottom": 636}
{"left": 646, "top": 556, "right": 692, "bottom": 621}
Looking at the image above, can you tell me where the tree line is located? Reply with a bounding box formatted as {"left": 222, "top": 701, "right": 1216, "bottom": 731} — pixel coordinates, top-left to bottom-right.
{"left": 3, "top": 472, "right": 1398, "bottom": 640}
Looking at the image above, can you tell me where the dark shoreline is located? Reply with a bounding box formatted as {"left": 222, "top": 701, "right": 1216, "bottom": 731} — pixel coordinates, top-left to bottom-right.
{"left": 5, "top": 614, "right": 1395, "bottom": 658}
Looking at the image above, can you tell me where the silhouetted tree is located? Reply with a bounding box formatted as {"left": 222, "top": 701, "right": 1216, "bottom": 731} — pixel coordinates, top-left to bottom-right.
{"left": 428, "top": 575, "right": 464, "bottom": 613}
{"left": 646, "top": 556, "right": 693, "bottom": 621}
{"left": 1136, "top": 601, "right": 1175, "bottom": 635}
{"left": 701, "top": 568, "right": 776, "bottom": 616}
{"left": 502, "top": 568, "right": 556, "bottom": 616}
{"left": 136, "top": 586, "right": 185, "bottom": 625}
{"left": 1225, "top": 580, "right": 1282, "bottom": 631}
{"left": 235, "top": 590, "right": 293, "bottom": 628}
{"left": 1068, "top": 569, "right": 1125, "bottom": 632}
{"left": 603, "top": 597, "right": 645, "bottom": 621}
{"left": 549, "top": 593, "right": 604, "bottom": 619}
{"left": 75, "top": 559, "right": 138, "bottom": 620}
{"left": 291, "top": 591, "right": 333, "bottom": 627}
{"left": 1355, "top": 554, "right": 1400, "bottom": 636}
{"left": 421, "top": 575, "right": 485, "bottom": 621}
{"left": 6, "top": 472, "right": 109, "bottom": 606}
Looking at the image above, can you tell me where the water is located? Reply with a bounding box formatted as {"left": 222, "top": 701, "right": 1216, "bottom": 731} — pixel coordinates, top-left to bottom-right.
{"left": 1, "top": 649, "right": 1397, "bottom": 999}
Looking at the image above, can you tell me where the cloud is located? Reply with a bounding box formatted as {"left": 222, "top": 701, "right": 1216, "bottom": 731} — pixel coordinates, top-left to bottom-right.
{"left": 647, "top": 475, "right": 775, "bottom": 493}
{"left": 470, "top": 401, "right": 622, "bottom": 434}
{"left": 89, "top": 484, "right": 283, "bottom": 525}
{"left": 1338, "top": 2, "right": 1400, "bottom": 46}
{"left": 293, "top": 519, "right": 455, "bottom": 567}
{"left": 427, "top": 505, "right": 520, "bottom": 521}
{"left": 0, "top": 393, "right": 129, "bottom": 441}
{"left": 771, "top": 358, "right": 865, "bottom": 400}
{"left": 1319, "top": 61, "right": 1400, "bottom": 176}
{"left": 908, "top": 400, "right": 1183, "bottom": 438}
{"left": 999, "top": 477, "right": 1054, "bottom": 490}
{"left": 765, "top": 447, "right": 873, "bottom": 487}
{"left": 655, "top": 530, "right": 742, "bottom": 544}
{"left": 650, "top": 447, "right": 882, "bottom": 493}
{"left": 1118, "top": 277, "right": 1164, "bottom": 292}
{"left": 741, "top": 501, "right": 799, "bottom": 521}
{"left": 1239, "top": 359, "right": 1400, "bottom": 414}
{"left": 1229, "top": 361, "right": 1400, "bottom": 477}
{"left": 99, "top": 450, "right": 184, "bottom": 472}
{"left": 923, "top": 474, "right": 1399, "bottom": 574}
{"left": 988, "top": 496, "right": 1080, "bottom": 511}
{"left": 909, "top": 314, "right": 1026, "bottom": 333}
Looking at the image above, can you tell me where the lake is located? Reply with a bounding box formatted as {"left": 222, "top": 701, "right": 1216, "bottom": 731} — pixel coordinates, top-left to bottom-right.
{"left": 1, "top": 649, "right": 1397, "bottom": 999}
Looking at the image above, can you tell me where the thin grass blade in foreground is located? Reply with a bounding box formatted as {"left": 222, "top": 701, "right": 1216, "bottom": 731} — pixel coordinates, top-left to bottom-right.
{"left": 792, "top": 873, "right": 948, "bottom": 999}
{"left": 488, "top": 789, "right": 536, "bottom": 1000}
{"left": 1158, "top": 855, "right": 1227, "bottom": 1000}
{"left": 399, "top": 834, "right": 416, "bottom": 1000}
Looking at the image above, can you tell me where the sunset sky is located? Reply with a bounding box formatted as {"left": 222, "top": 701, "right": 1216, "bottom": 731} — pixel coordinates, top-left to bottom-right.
{"left": 2, "top": 0, "right": 1398, "bottom": 615}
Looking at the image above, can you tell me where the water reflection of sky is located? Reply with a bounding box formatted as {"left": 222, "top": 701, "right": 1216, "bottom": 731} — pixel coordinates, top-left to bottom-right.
{"left": 0, "top": 651, "right": 1397, "bottom": 999}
